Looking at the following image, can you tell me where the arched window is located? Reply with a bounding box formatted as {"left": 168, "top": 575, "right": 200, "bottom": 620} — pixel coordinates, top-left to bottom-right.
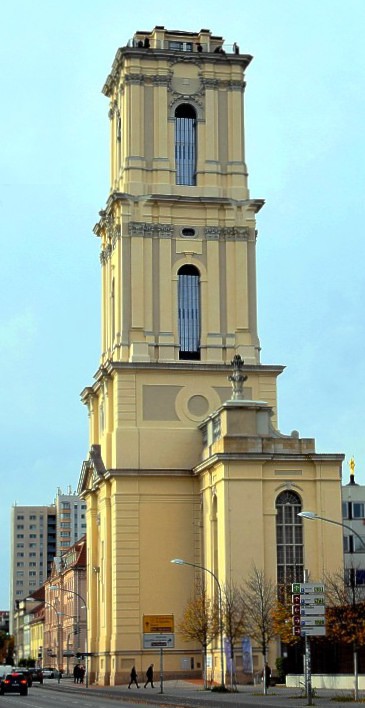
{"left": 276, "top": 491, "right": 303, "bottom": 595}
{"left": 175, "top": 104, "right": 196, "bottom": 186}
{"left": 178, "top": 265, "right": 200, "bottom": 359}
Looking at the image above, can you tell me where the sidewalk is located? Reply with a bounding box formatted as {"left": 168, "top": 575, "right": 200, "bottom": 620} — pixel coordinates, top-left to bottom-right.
{"left": 39, "top": 676, "right": 365, "bottom": 707}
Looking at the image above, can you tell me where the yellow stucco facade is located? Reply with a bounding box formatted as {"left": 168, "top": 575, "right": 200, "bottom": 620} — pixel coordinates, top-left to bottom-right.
{"left": 78, "top": 26, "right": 344, "bottom": 686}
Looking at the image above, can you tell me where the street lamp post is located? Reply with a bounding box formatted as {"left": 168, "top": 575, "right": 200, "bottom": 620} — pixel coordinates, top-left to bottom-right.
{"left": 298, "top": 510, "right": 365, "bottom": 701}
{"left": 171, "top": 558, "right": 225, "bottom": 688}
{"left": 49, "top": 586, "right": 89, "bottom": 688}
{"left": 298, "top": 511, "right": 365, "bottom": 551}
{"left": 27, "top": 597, "right": 62, "bottom": 671}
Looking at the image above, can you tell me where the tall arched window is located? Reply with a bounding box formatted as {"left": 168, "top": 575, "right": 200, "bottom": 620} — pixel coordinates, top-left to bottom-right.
{"left": 178, "top": 265, "right": 200, "bottom": 360}
{"left": 276, "top": 491, "right": 303, "bottom": 596}
{"left": 175, "top": 104, "right": 196, "bottom": 186}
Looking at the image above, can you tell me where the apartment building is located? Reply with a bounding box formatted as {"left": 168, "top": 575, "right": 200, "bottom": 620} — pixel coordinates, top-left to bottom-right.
{"left": 342, "top": 461, "right": 365, "bottom": 589}
{"left": 54, "top": 487, "right": 87, "bottom": 556}
{"left": 10, "top": 505, "right": 56, "bottom": 631}
{"left": 10, "top": 491, "right": 86, "bottom": 632}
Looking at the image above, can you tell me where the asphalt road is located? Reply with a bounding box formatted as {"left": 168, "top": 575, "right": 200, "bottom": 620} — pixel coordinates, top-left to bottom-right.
{"left": 3, "top": 677, "right": 362, "bottom": 708}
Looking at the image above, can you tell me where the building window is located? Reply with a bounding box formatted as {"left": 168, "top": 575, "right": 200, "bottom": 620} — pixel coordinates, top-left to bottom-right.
{"left": 16, "top": 534, "right": 24, "bottom": 539}
{"left": 346, "top": 569, "right": 365, "bottom": 586}
{"left": 175, "top": 104, "right": 196, "bottom": 185}
{"left": 29, "top": 515, "right": 36, "bottom": 520}
{"left": 29, "top": 534, "right": 37, "bottom": 538}
{"left": 276, "top": 491, "right": 303, "bottom": 595}
{"left": 353, "top": 503, "right": 365, "bottom": 519}
{"left": 29, "top": 524, "right": 37, "bottom": 530}
{"left": 169, "top": 40, "right": 193, "bottom": 51}
{"left": 178, "top": 265, "right": 200, "bottom": 360}
{"left": 353, "top": 535, "right": 365, "bottom": 552}
{"left": 17, "top": 525, "right": 24, "bottom": 530}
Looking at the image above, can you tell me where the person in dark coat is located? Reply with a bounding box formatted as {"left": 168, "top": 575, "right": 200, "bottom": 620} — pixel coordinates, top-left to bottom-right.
{"left": 128, "top": 665, "right": 140, "bottom": 689}
{"left": 144, "top": 663, "right": 154, "bottom": 688}
{"left": 79, "top": 665, "right": 85, "bottom": 684}
{"left": 73, "top": 664, "right": 80, "bottom": 683}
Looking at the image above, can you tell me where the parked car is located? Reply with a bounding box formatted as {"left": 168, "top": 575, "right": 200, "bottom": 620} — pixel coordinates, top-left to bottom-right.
{"left": 42, "top": 667, "right": 57, "bottom": 678}
{"left": 0, "top": 671, "right": 29, "bottom": 696}
{"left": 30, "top": 668, "right": 43, "bottom": 683}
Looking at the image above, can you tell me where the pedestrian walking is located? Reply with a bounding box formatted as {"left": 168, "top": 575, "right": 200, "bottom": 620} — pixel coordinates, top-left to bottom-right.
{"left": 73, "top": 664, "right": 80, "bottom": 683}
{"left": 144, "top": 663, "right": 154, "bottom": 688}
{"left": 79, "top": 665, "right": 85, "bottom": 684}
{"left": 128, "top": 665, "right": 140, "bottom": 689}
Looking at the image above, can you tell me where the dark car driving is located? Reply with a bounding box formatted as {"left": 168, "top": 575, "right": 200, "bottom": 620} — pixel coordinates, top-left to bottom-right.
{"left": 30, "top": 668, "right": 43, "bottom": 683}
{"left": 14, "top": 667, "right": 32, "bottom": 686}
{"left": 0, "top": 671, "right": 29, "bottom": 695}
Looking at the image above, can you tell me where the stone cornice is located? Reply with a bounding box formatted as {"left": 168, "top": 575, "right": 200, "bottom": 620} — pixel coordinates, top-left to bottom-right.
{"left": 102, "top": 47, "right": 253, "bottom": 97}
{"left": 101, "top": 360, "right": 285, "bottom": 376}
{"left": 104, "top": 468, "right": 194, "bottom": 478}
{"left": 81, "top": 361, "right": 285, "bottom": 398}
{"left": 193, "top": 452, "right": 345, "bottom": 475}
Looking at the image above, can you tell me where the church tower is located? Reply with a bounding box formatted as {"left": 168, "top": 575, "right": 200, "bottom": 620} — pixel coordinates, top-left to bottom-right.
{"left": 79, "top": 27, "right": 344, "bottom": 686}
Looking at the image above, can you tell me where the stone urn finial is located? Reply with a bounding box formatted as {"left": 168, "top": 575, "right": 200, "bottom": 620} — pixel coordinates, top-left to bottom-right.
{"left": 228, "top": 354, "right": 247, "bottom": 400}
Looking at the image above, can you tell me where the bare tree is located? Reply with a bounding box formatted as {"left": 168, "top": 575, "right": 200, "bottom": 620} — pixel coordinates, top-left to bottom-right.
{"left": 242, "top": 565, "right": 277, "bottom": 695}
{"left": 221, "top": 582, "right": 246, "bottom": 690}
{"left": 178, "top": 583, "right": 219, "bottom": 688}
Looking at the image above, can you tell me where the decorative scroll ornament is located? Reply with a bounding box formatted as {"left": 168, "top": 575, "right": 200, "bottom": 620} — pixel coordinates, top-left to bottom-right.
{"left": 228, "top": 355, "right": 248, "bottom": 400}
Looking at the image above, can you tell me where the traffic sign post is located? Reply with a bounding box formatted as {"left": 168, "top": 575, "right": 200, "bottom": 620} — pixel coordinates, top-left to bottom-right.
{"left": 292, "top": 583, "right": 326, "bottom": 638}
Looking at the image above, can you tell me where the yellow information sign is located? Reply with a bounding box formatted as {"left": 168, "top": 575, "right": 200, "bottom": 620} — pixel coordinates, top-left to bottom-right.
{"left": 143, "top": 614, "right": 174, "bottom": 633}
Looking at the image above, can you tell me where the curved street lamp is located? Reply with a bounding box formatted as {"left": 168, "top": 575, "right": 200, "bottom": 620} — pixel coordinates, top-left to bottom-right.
{"left": 49, "top": 586, "right": 89, "bottom": 688}
{"left": 171, "top": 558, "right": 225, "bottom": 688}
{"left": 298, "top": 511, "right": 365, "bottom": 551}
{"left": 27, "top": 597, "right": 63, "bottom": 670}
{"left": 298, "top": 510, "right": 365, "bottom": 701}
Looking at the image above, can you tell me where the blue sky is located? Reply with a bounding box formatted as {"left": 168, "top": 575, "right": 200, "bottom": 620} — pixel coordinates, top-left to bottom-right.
{"left": 1, "top": 0, "right": 364, "bottom": 609}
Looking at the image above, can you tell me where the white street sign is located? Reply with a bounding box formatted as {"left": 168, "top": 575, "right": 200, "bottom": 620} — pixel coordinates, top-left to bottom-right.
{"left": 301, "top": 627, "right": 326, "bottom": 637}
{"left": 300, "top": 584, "right": 324, "bottom": 594}
{"left": 301, "top": 618, "right": 325, "bottom": 627}
{"left": 299, "top": 606, "right": 325, "bottom": 616}
{"left": 300, "top": 595, "right": 325, "bottom": 606}
{"left": 143, "top": 633, "right": 175, "bottom": 649}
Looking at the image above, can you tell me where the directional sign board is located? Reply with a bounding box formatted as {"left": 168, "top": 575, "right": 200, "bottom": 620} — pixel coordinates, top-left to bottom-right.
{"left": 143, "top": 633, "right": 175, "bottom": 649}
{"left": 143, "top": 615, "right": 174, "bottom": 633}
{"left": 301, "top": 617, "right": 325, "bottom": 627}
{"left": 292, "top": 582, "right": 326, "bottom": 637}
{"left": 301, "top": 627, "right": 326, "bottom": 637}
{"left": 292, "top": 583, "right": 324, "bottom": 594}
{"left": 300, "top": 595, "right": 325, "bottom": 606}
{"left": 298, "top": 606, "right": 325, "bottom": 616}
